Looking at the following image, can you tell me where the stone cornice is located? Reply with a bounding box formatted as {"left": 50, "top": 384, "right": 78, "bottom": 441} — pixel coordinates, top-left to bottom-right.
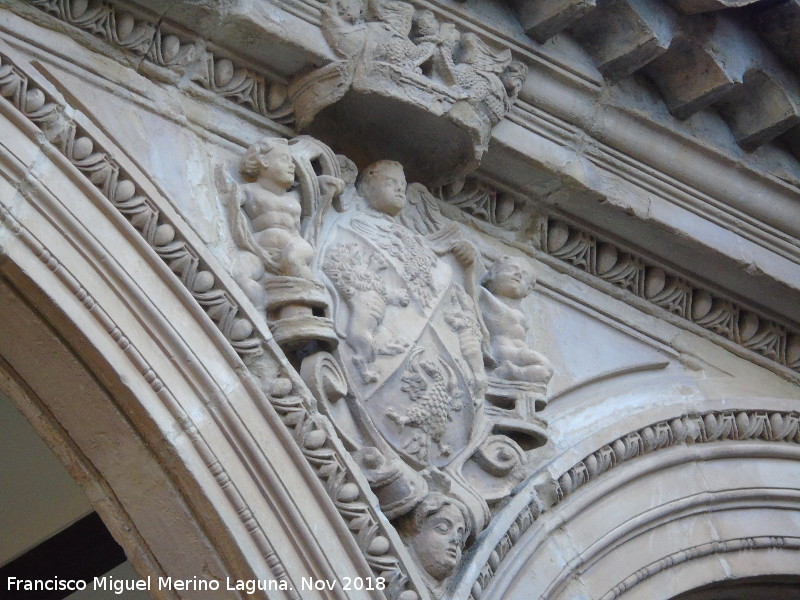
{"left": 10, "top": 0, "right": 799, "bottom": 336}
{"left": 489, "top": 100, "right": 800, "bottom": 312}
{"left": 505, "top": 98, "right": 800, "bottom": 255}
{"left": 536, "top": 216, "right": 800, "bottom": 378}
{"left": 509, "top": 0, "right": 800, "bottom": 157}
{"left": 16, "top": 0, "right": 297, "bottom": 124}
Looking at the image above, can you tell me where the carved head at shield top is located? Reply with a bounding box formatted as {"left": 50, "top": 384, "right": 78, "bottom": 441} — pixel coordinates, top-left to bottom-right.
{"left": 398, "top": 492, "right": 471, "bottom": 582}
{"left": 335, "top": 0, "right": 365, "bottom": 24}
{"left": 483, "top": 256, "right": 536, "bottom": 300}
{"left": 412, "top": 9, "right": 440, "bottom": 41}
{"left": 357, "top": 160, "right": 407, "bottom": 217}
{"left": 240, "top": 137, "right": 295, "bottom": 191}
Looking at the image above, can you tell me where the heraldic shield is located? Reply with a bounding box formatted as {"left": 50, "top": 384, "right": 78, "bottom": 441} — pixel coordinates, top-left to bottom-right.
{"left": 222, "top": 140, "right": 551, "bottom": 597}
{"left": 318, "top": 205, "right": 484, "bottom": 469}
{"left": 303, "top": 159, "right": 548, "bottom": 538}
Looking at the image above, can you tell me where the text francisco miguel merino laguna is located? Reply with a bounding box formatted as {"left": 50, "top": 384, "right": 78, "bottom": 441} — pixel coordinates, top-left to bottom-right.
{"left": 8, "top": 575, "right": 388, "bottom": 594}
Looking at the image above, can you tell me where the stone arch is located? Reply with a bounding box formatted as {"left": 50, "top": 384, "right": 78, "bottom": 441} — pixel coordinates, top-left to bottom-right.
{"left": 463, "top": 404, "right": 800, "bottom": 600}
{"left": 669, "top": 575, "right": 800, "bottom": 599}
{"left": 0, "top": 50, "right": 396, "bottom": 599}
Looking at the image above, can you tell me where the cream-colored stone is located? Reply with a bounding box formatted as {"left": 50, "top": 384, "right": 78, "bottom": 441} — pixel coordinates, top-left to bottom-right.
{"left": 2, "top": 2, "right": 800, "bottom": 600}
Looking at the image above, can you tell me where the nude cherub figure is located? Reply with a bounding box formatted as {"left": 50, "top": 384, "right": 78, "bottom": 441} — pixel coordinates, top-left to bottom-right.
{"left": 237, "top": 137, "right": 314, "bottom": 280}
{"left": 480, "top": 256, "right": 553, "bottom": 385}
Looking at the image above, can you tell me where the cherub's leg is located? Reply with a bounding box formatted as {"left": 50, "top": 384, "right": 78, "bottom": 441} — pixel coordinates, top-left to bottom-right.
{"left": 519, "top": 364, "right": 554, "bottom": 384}
{"left": 282, "top": 237, "right": 315, "bottom": 280}
{"left": 348, "top": 317, "right": 379, "bottom": 383}
{"left": 233, "top": 251, "right": 267, "bottom": 311}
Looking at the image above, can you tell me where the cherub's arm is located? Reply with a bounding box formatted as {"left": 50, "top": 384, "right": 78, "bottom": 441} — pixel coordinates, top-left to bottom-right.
{"left": 321, "top": 0, "right": 365, "bottom": 59}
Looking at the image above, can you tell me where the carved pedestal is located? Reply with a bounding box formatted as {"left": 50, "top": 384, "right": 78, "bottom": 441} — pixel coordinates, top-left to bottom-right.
{"left": 264, "top": 277, "right": 338, "bottom": 351}
{"left": 485, "top": 379, "right": 548, "bottom": 421}
{"left": 290, "top": 62, "right": 485, "bottom": 188}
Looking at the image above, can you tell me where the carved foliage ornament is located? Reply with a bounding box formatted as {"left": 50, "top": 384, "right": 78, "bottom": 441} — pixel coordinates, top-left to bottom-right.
{"left": 221, "top": 140, "right": 553, "bottom": 598}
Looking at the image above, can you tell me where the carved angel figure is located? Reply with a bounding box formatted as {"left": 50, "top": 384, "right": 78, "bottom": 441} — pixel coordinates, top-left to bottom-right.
{"left": 452, "top": 33, "right": 528, "bottom": 125}
{"left": 480, "top": 256, "right": 554, "bottom": 384}
{"left": 322, "top": 0, "right": 434, "bottom": 71}
{"left": 222, "top": 136, "right": 343, "bottom": 325}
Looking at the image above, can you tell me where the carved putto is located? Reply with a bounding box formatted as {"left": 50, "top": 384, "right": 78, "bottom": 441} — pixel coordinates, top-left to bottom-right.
{"left": 236, "top": 138, "right": 314, "bottom": 280}
{"left": 217, "top": 136, "right": 344, "bottom": 351}
{"left": 220, "top": 138, "right": 553, "bottom": 599}
{"left": 288, "top": 0, "right": 528, "bottom": 187}
{"left": 481, "top": 256, "right": 554, "bottom": 416}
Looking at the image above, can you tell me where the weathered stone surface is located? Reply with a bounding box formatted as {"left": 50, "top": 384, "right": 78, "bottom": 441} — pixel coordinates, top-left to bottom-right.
{"left": 288, "top": 0, "right": 527, "bottom": 187}
{"left": 2, "top": 2, "right": 800, "bottom": 600}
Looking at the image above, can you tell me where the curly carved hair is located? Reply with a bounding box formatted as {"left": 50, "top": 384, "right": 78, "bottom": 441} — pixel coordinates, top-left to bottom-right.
{"left": 400, "top": 492, "right": 472, "bottom": 540}
{"left": 240, "top": 137, "right": 290, "bottom": 179}
{"left": 482, "top": 255, "right": 536, "bottom": 294}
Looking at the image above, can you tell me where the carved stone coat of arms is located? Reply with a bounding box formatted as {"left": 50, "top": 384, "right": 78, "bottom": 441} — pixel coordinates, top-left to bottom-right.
{"left": 219, "top": 131, "right": 553, "bottom": 597}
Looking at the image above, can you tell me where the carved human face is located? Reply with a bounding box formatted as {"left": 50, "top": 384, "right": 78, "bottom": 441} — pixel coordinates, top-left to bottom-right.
{"left": 362, "top": 163, "right": 407, "bottom": 216}
{"left": 260, "top": 142, "right": 295, "bottom": 190}
{"left": 410, "top": 503, "right": 466, "bottom": 581}
{"left": 489, "top": 257, "right": 534, "bottom": 299}
{"left": 502, "top": 61, "right": 527, "bottom": 97}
